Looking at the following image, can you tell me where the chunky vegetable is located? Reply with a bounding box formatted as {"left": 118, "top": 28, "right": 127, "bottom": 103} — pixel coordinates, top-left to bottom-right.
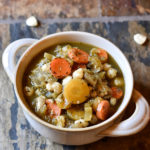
{"left": 46, "top": 99, "right": 61, "bottom": 117}
{"left": 73, "top": 68, "right": 84, "bottom": 79}
{"left": 71, "top": 119, "right": 89, "bottom": 128}
{"left": 84, "top": 104, "right": 92, "bottom": 121}
{"left": 111, "top": 87, "right": 123, "bottom": 99}
{"left": 63, "top": 79, "right": 90, "bottom": 104}
{"left": 35, "top": 96, "right": 46, "bottom": 113}
{"left": 50, "top": 58, "right": 71, "bottom": 79}
{"left": 67, "top": 107, "right": 84, "bottom": 120}
{"left": 46, "top": 82, "right": 62, "bottom": 94}
{"left": 62, "top": 76, "right": 72, "bottom": 86}
{"left": 68, "top": 48, "right": 89, "bottom": 64}
{"left": 90, "top": 48, "right": 108, "bottom": 63}
{"left": 96, "top": 100, "right": 110, "bottom": 120}
{"left": 97, "top": 49, "right": 108, "bottom": 63}
{"left": 110, "top": 97, "right": 117, "bottom": 106}
{"left": 107, "top": 68, "right": 117, "bottom": 79}
{"left": 113, "top": 77, "right": 124, "bottom": 87}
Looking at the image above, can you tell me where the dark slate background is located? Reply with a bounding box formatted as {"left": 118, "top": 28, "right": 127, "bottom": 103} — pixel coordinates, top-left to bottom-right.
{"left": 0, "top": 21, "right": 150, "bottom": 150}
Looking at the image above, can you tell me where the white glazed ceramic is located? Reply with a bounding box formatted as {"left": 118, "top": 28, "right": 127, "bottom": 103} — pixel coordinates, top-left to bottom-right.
{"left": 2, "top": 31, "right": 150, "bottom": 145}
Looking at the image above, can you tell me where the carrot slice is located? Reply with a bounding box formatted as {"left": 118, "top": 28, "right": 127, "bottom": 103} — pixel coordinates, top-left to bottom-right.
{"left": 50, "top": 58, "right": 71, "bottom": 79}
{"left": 111, "top": 87, "right": 123, "bottom": 99}
{"left": 96, "top": 100, "right": 110, "bottom": 120}
{"left": 46, "top": 100, "right": 61, "bottom": 117}
{"left": 97, "top": 48, "right": 108, "bottom": 63}
{"left": 68, "top": 48, "right": 89, "bottom": 64}
{"left": 72, "top": 63, "right": 86, "bottom": 72}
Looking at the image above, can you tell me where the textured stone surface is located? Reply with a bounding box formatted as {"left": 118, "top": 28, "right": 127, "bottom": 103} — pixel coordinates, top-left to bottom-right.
{"left": 0, "top": 21, "right": 150, "bottom": 150}
{"left": 1, "top": 0, "right": 150, "bottom": 20}
{"left": 100, "top": 0, "right": 150, "bottom": 16}
{"left": 0, "top": 0, "right": 99, "bottom": 19}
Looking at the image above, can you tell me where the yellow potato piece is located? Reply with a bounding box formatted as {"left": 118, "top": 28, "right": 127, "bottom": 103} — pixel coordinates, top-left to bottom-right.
{"left": 84, "top": 106, "right": 92, "bottom": 121}
{"left": 67, "top": 108, "right": 84, "bottom": 120}
{"left": 64, "top": 79, "right": 90, "bottom": 104}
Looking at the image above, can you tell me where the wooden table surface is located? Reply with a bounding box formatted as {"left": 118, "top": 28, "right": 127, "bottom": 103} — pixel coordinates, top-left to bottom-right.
{"left": 0, "top": 0, "right": 150, "bottom": 150}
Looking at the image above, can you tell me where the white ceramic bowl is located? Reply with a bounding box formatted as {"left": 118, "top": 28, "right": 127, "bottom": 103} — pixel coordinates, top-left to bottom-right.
{"left": 2, "top": 31, "right": 150, "bottom": 145}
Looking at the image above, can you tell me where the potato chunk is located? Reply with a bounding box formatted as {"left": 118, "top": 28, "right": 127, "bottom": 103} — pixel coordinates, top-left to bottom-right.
{"left": 67, "top": 108, "right": 84, "bottom": 120}
{"left": 63, "top": 79, "right": 90, "bottom": 104}
{"left": 56, "top": 116, "right": 65, "bottom": 127}
{"left": 84, "top": 105, "right": 92, "bottom": 121}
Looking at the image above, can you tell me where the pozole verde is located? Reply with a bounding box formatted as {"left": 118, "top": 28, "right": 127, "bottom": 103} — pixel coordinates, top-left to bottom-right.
{"left": 23, "top": 42, "right": 124, "bottom": 128}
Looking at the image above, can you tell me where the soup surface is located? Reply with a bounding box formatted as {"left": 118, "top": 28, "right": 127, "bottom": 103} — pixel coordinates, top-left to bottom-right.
{"left": 23, "top": 42, "right": 124, "bottom": 128}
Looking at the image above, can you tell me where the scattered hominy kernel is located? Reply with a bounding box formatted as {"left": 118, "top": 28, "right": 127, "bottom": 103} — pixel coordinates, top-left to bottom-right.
{"left": 133, "top": 33, "right": 147, "bottom": 45}
{"left": 103, "top": 63, "right": 111, "bottom": 71}
{"left": 52, "top": 82, "right": 62, "bottom": 94}
{"left": 62, "top": 76, "right": 72, "bottom": 86}
{"left": 73, "top": 119, "right": 89, "bottom": 128}
{"left": 113, "top": 77, "right": 124, "bottom": 87}
{"left": 46, "top": 83, "right": 53, "bottom": 91}
{"left": 107, "top": 68, "right": 117, "bottom": 79}
{"left": 46, "top": 82, "right": 62, "bottom": 94}
{"left": 110, "top": 97, "right": 117, "bottom": 106}
{"left": 26, "top": 16, "right": 38, "bottom": 27}
{"left": 73, "top": 68, "right": 84, "bottom": 79}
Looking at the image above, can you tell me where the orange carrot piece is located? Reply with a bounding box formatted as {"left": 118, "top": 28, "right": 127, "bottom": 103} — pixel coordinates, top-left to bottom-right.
{"left": 46, "top": 100, "right": 61, "bottom": 117}
{"left": 97, "top": 48, "right": 108, "bottom": 63}
{"left": 96, "top": 100, "right": 110, "bottom": 120}
{"left": 50, "top": 58, "right": 71, "bottom": 79}
{"left": 111, "top": 87, "right": 123, "bottom": 99}
{"left": 68, "top": 48, "right": 89, "bottom": 64}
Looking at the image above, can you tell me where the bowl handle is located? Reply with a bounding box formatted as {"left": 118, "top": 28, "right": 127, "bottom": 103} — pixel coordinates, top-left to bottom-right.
{"left": 99, "top": 89, "right": 150, "bottom": 137}
{"left": 2, "top": 38, "right": 38, "bottom": 84}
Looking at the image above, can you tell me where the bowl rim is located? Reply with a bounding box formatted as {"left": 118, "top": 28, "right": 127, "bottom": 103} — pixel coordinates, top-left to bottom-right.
{"left": 14, "top": 31, "right": 134, "bottom": 132}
